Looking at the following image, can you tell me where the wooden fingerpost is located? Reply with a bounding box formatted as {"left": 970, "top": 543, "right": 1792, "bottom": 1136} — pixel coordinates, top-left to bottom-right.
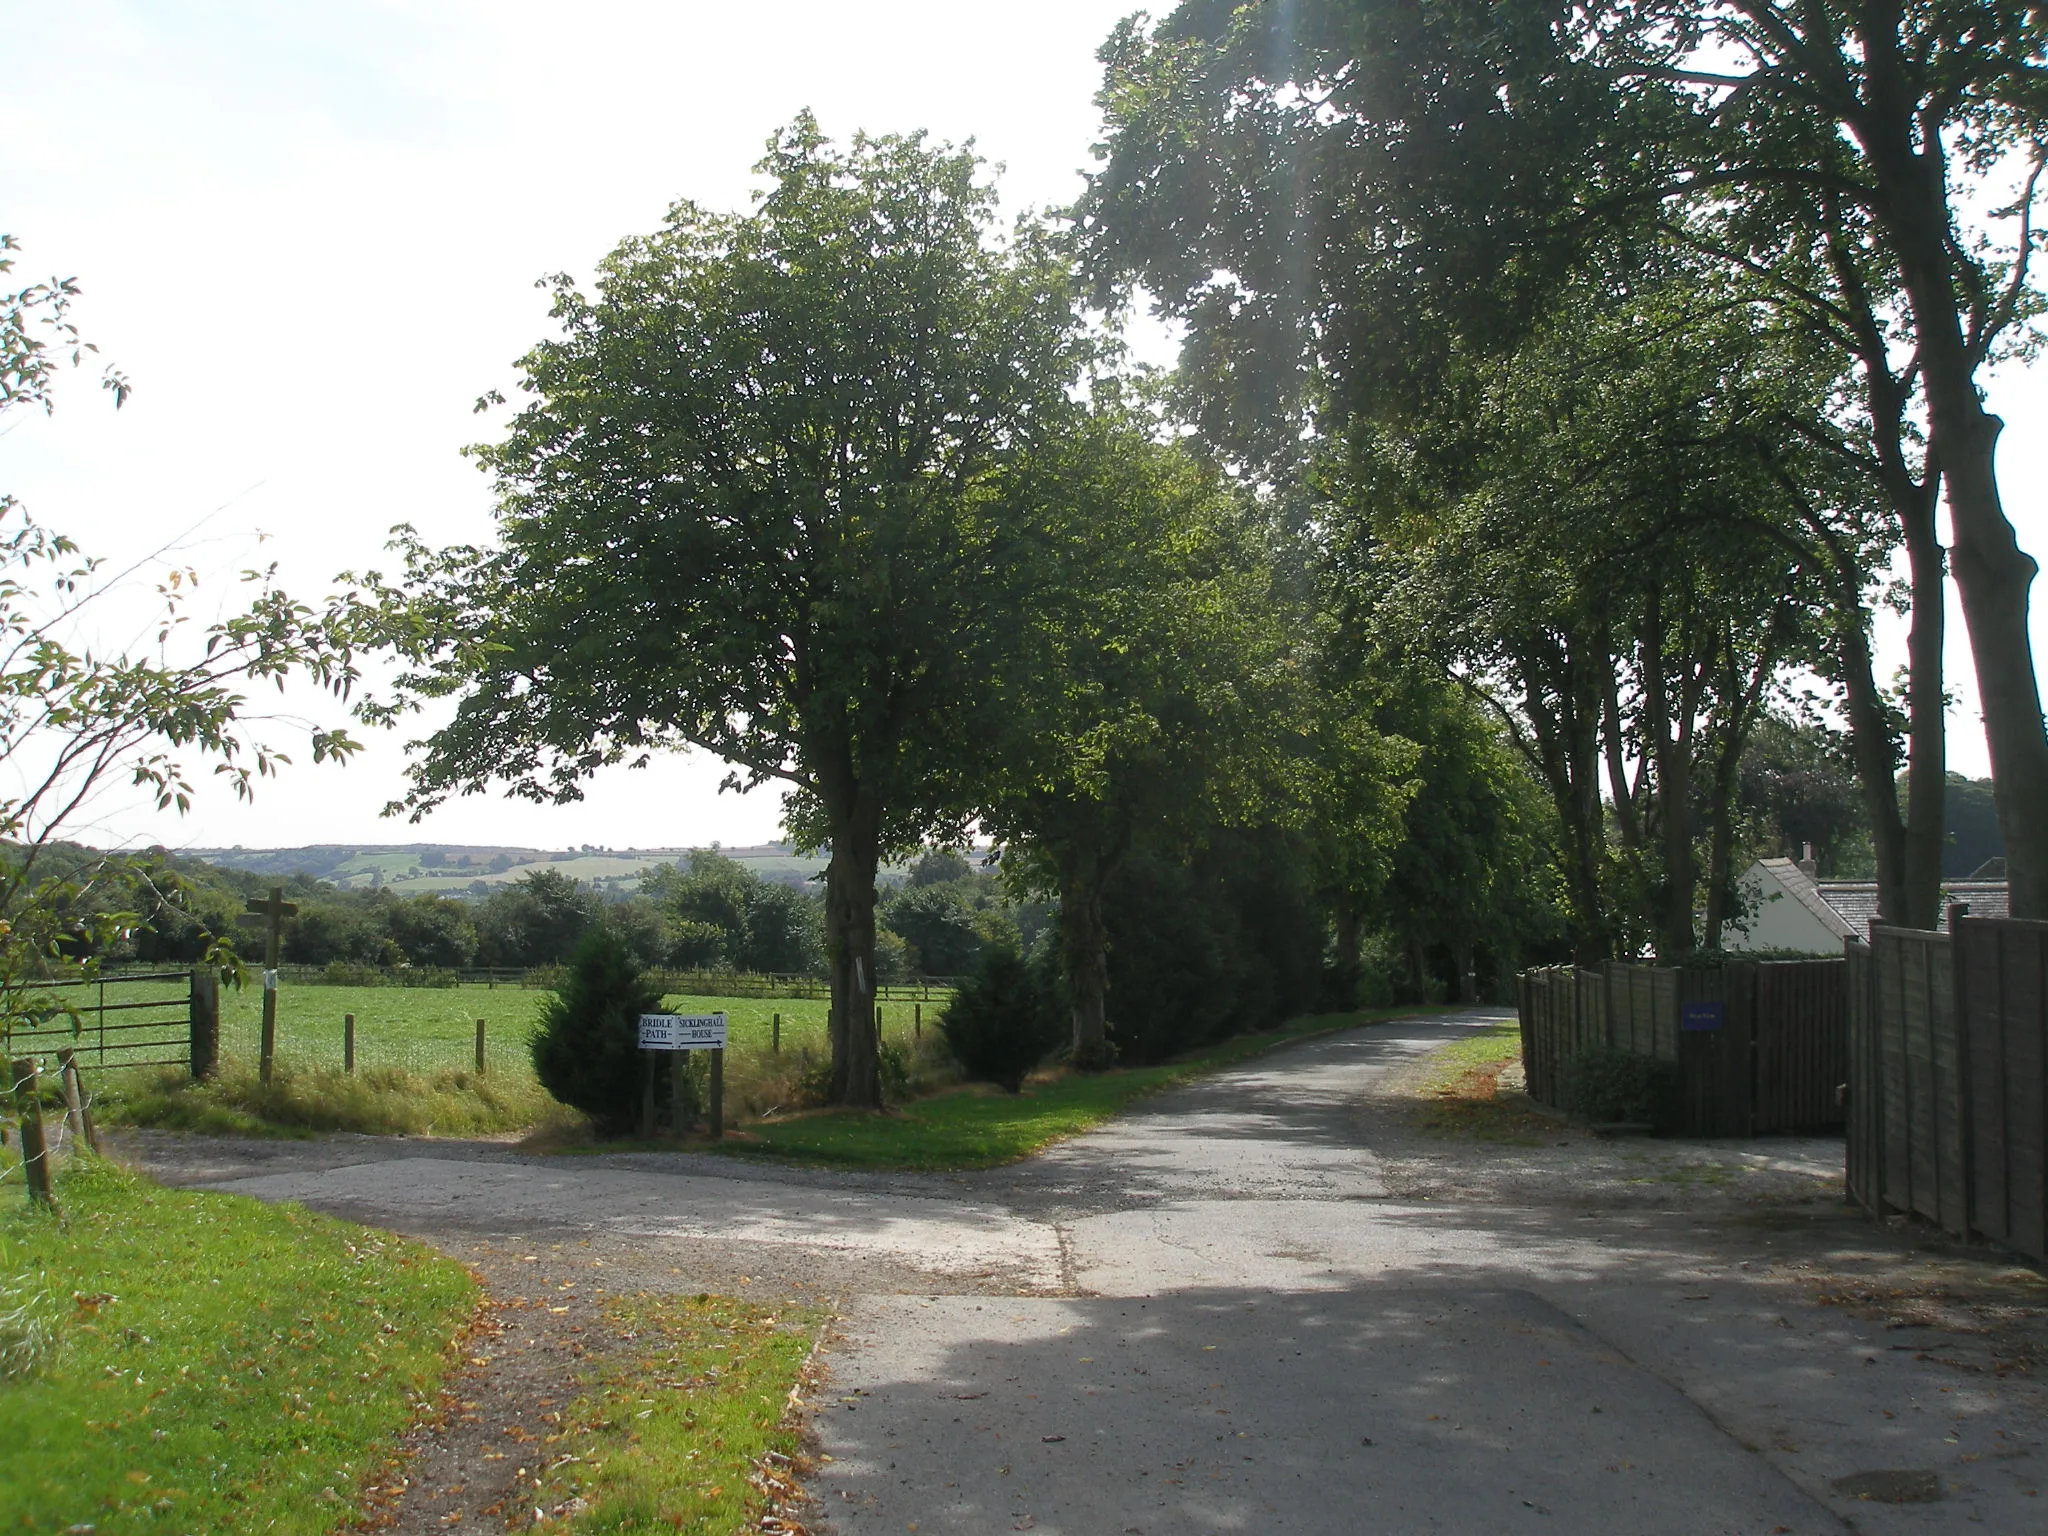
{"left": 11, "top": 1058, "right": 54, "bottom": 1210}
{"left": 640, "top": 1050, "right": 656, "bottom": 1138}
{"left": 772, "top": 1011, "right": 782, "bottom": 1054}
{"left": 670, "top": 1048, "right": 690, "bottom": 1135}
{"left": 475, "top": 1018, "right": 487, "bottom": 1074}
{"left": 915, "top": 1002, "right": 922, "bottom": 1039}
{"left": 344, "top": 1014, "right": 356, "bottom": 1075}
{"left": 189, "top": 967, "right": 220, "bottom": 1080}
{"left": 708, "top": 1046, "right": 724, "bottom": 1140}
{"left": 238, "top": 886, "right": 298, "bottom": 1085}
{"left": 55, "top": 1048, "right": 100, "bottom": 1156}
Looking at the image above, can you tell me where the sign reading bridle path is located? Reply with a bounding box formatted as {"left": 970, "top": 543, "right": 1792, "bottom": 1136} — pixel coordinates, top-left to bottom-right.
{"left": 638, "top": 1012, "right": 727, "bottom": 1138}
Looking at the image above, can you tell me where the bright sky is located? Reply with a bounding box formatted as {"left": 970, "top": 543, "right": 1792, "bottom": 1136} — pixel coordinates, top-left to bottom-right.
{"left": 4, "top": 1, "right": 2045, "bottom": 854}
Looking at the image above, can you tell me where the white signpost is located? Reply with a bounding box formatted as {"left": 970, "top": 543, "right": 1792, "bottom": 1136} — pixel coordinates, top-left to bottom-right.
{"left": 638, "top": 1012, "right": 729, "bottom": 1051}
{"left": 637, "top": 1012, "right": 728, "bottom": 1137}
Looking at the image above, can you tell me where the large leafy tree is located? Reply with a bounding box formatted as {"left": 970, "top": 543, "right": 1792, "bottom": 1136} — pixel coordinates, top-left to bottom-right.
{"left": 1341, "top": 267, "right": 1844, "bottom": 958}
{"left": 1082, "top": 0, "right": 2048, "bottom": 920}
{"left": 981, "top": 412, "right": 1318, "bottom": 1067}
{"left": 357, "top": 119, "right": 1093, "bottom": 1106}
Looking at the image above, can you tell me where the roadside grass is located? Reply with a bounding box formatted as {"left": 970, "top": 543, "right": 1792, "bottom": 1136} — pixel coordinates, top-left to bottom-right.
{"left": 108, "top": 1060, "right": 572, "bottom": 1139}
{"left": 1412, "top": 1020, "right": 1560, "bottom": 1144}
{"left": 716, "top": 1007, "right": 1438, "bottom": 1172}
{"left": 525, "top": 1292, "right": 823, "bottom": 1534}
{"left": 0, "top": 1157, "right": 476, "bottom": 1535}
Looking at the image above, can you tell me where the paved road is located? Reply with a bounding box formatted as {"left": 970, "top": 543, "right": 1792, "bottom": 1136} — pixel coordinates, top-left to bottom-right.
{"left": 141, "top": 1010, "right": 2048, "bottom": 1533}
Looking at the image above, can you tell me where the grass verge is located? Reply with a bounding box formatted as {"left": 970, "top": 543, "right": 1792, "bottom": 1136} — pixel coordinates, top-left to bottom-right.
{"left": 103, "top": 1060, "right": 572, "bottom": 1139}
{"left": 715, "top": 1007, "right": 1441, "bottom": 1172}
{"left": 1411, "top": 1019, "right": 1559, "bottom": 1144}
{"left": 0, "top": 1157, "right": 476, "bottom": 1534}
{"left": 524, "top": 1292, "right": 823, "bottom": 1534}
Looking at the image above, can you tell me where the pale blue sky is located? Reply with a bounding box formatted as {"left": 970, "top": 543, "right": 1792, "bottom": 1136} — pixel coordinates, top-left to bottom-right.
{"left": 2, "top": 1, "right": 2043, "bottom": 853}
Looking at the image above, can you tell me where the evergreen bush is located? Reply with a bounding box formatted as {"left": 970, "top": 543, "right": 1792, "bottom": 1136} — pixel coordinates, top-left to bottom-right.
{"left": 1560, "top": 1046, "right": 1681, "bottom": 1131}
{"left": 937, "top": 945, "right": 1062, "bottom": 1093}
{"left": 530, "top": 928, "right": 664, "bottom": 1134}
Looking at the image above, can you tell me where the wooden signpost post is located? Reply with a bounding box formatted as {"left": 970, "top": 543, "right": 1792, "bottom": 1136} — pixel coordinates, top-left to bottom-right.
{"left": 638, "top": 1012, "right": 727, "bottom": 1138}
{"left": 238, "top": 886, "right": 298, "bottom": 1084}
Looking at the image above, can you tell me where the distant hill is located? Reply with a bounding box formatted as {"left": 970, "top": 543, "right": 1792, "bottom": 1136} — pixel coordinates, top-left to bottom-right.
{"left": 184, "top": 842, "right": 831, "bottom": 895}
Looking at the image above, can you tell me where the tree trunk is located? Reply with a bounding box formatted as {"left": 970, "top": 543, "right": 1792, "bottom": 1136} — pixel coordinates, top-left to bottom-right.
{"left": 1837, "top": 603, "right": 1910, "bottom": 926}
{"left": 1899, "top": 507, "right": 1948, "bottom": 928}
{"left": 824, "top": 791, "right": 883, "bottom": 1109}
{"left": 1453, "top": 936, "right": 1477, "bottom": 1004}
{"left": 1332, "top": 904, "right": 1364, "bottom": 1007}
{"left": 1864, "top": 108, "right": 2048, "bottom": 919}
{"left": 1061, "top": 852, "right": 1114, "bottom": 1071}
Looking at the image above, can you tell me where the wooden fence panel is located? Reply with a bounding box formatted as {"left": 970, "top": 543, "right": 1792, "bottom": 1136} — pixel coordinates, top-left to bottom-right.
{"left": 1845, "top": 938, "right": 1880, "bottom": 1213}
{"left": 1871, "top": 926, "right": 1967, "bottom": 1236}
{"left": 1754, "top": 960, "right": 1849, "bottom": 1133}
{"left": 1953, "top": 916, "right": 2048, "bottom": 1264}
{"left": 1676, "top": 965, "right": 1753, "bottom": 1137}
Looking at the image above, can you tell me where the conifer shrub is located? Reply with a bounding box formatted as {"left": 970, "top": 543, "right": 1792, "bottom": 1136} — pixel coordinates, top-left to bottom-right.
{"left": 937, "top": 944, "right": 1062, "bottom": 1093}
{"left": 531, "top": 928, "right": 664, "bottom": 1134}
{"left": 1560, "top": 1046, "right": 1681, "bottom": 1131}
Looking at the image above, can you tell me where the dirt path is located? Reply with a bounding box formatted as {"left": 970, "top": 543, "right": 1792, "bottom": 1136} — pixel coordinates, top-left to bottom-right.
{"left": 119, "top": 1009, "right": 2048, "bottom": 1534}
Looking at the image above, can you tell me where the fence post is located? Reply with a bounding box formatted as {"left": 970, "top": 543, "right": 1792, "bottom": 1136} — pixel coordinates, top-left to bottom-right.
{"left": 189, "top": 968, "right": 221, "bottom": 1080}
{"left": 640, "top": 1050, "right": 655, "bottom": 1138}
{"left": 772, "top": 1012, "right": 781, "bottom": 1054}
{"left": 475, "top": 1018, "right": 487, "bottom": 1075}
{"left": 55, "top": 1048, "right": 100, "bottom": 1156}
{"left": 709, "top": 1047, "right": 724, "bottom": 1139}
{"left": 915, "top": 1002, "right": 922, "bottom": 1039}
{"left": 344, "top": 1014, "right": 356, "bottom": 1075}
{"left": 10, "top": 1058, "right": 54, "bottom": 1209}
{"left": 259, "top": 968, "right": 278, "bottom": 1085}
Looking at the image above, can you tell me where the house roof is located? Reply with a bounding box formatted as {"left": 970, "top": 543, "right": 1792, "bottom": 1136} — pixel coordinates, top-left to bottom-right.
{"left": 1814, "top": 875, "right": 2011, "bottom": 933}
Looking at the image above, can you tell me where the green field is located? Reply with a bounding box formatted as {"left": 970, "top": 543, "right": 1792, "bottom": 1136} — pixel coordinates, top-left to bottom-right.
{"left": 213, "top": 982, "right": 937, "bottom": 1080}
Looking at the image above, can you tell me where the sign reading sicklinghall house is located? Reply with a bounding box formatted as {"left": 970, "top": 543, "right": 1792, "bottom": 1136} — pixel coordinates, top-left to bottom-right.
{"left": 638, "top": 1012, "right": 729, "bottom": 1051}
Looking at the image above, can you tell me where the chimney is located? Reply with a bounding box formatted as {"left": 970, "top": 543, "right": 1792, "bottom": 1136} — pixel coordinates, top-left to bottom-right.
{"left": 1796, "top": 842, "right": 1818, "bottom": 879}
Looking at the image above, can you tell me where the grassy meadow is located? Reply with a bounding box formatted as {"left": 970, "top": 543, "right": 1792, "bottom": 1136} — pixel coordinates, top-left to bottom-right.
{"left": 211, "top": 982, "right": 938, "bottom": 1078}
{"left": 104, "top": 981, "right": 945, "bottom": 1139}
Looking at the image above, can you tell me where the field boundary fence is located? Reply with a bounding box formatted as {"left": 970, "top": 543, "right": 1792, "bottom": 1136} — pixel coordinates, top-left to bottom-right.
{"left": 250, "top": 962, "right": 961, "bottom": 1001}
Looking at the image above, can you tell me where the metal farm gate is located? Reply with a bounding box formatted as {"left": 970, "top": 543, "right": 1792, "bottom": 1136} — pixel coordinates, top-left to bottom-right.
{"left": 2, "top": 969, "right": 201, "bottom": 1076}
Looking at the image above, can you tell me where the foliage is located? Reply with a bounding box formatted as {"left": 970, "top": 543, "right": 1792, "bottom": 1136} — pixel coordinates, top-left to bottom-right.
{"left": 351, "top": 117, "right": 1099, "bottom": 1106}
{"left": 524, "top": 1292, "right": 822, "bottom": 1535}
{"left": 981, "top": 412, "right": 1322, "bottom": 1066}
{"left": 1079, "top": 0, "right": 2048, "bottom": 921}
{"left": 936, "top": 944, "right": 1063, "bottom": 1093}
{"left": 1942, "top": 774, "right": 2007, "bottom": 878}
{"left": 1101, "top": 831, "right": 1325, "bottom": 1065}
{"left": 1560, "top": 1047, "right": 1682, "bottom": 1132}
{"left": 880, "top": 873, "right": 1015, "bottom": 977}
{"left": 0, "top": 234, "right": 365, "bottom": 1008}
{"left": 0, "top": 1158, "right": 474, "bottom": 1534}
{"left": 1738, "top": 712, "right": 1873, "bottom": 878}
{"left": 530, "top": 928, "right": 664, "bottom": 1134}
{"left": 0, "top": 1269, "right": 53, "bottom": 1381}
{"left": 639, "top": 850, "right": 824, "bottom": 973}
